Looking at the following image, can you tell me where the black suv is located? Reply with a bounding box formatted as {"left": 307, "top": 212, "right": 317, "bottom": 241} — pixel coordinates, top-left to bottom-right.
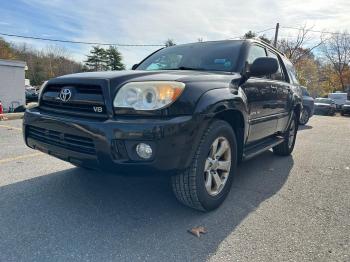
{"left": 23, "top": 40, "right": 302, "bottom": 211}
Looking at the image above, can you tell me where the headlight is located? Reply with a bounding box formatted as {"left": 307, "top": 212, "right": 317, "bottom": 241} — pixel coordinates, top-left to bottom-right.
{"left": 113, "top": 81, "right": 185, "bottom": 110}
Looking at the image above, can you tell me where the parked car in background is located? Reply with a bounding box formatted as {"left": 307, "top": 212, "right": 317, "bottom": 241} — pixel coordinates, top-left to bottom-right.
{"left": 25, "top": 85, "right": 39, "bottom": 103}
{"left": 314, "top": 98, "right": 336, "bottom": 115}
{"left": 341, "top": 101, "right": 350, "bottom": 116}
{"left": 328, "top": 92, "right": 347, "bottom": 110}
{"left": 299, "top": 86, "right": 314, "bottom": 125}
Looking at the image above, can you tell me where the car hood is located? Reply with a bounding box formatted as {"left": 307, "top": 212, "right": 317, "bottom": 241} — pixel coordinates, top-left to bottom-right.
{"left": 57, "top": 70, "right": 240, "bottom": 83}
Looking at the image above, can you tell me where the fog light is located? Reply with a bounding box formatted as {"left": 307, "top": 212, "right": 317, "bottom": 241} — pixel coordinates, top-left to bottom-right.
{"left": 136, "top": 143, "right": 153, "bottom": 159}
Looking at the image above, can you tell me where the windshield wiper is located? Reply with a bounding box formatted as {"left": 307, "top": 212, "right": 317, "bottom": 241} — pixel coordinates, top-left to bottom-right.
{"left": 169, "top": 66, "right": 206, "bottom": 71}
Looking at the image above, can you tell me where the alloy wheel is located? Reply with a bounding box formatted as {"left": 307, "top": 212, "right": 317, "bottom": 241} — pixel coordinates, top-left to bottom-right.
{"left": 204, "top": 137, "right": 231, "bottom": 196}
{"left": 300, "top": 108, "right": 309, "bottom": 124}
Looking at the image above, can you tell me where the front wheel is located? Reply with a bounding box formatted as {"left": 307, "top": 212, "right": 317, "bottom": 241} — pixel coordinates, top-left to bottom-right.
{"left": 171, "top": 120, "right": 237, "bottom": 211}
{"left": 273, "top": 113, "right": 298, "bottom": 156}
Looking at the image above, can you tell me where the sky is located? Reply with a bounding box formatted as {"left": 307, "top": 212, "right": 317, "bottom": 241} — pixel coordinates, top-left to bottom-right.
{"left": 0, "top": 0, "right": 349, "bottom": 68}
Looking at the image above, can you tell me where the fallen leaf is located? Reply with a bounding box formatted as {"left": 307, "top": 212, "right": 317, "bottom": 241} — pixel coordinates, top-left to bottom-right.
{"left": 188, "top": 226, "right": 207, "bottom": 237}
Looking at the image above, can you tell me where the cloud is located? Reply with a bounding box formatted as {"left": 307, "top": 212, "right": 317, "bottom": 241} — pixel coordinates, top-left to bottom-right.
{"left": 2, "top": 0, "right": 350, "bottom": 67}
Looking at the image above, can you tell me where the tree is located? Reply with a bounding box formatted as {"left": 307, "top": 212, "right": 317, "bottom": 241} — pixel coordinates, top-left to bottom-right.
{"left": 165, "top": 39, "right": 176, "bottom": 47}
{"left": 85, "top": 46, "right": 108, "bottom": 71}
{"left": 321, "top": 31, "right": 350, "bottom": 91}
{"left": 243, "top": 31, "right": 256, "bottom": 39}
{"left": 243, "top": 31, "right": 271, "bottom": 44}
{"left": 106, "top": 46, "right": 125, "bottom": 70}
{"left": 277, "top": 25, "right": 322, "bottom": 65}
{"left": 85, "top": 46, "right": 125, "bottom": 71}
{"left": 0, "top": 38, "right": 16, "bottom": 59}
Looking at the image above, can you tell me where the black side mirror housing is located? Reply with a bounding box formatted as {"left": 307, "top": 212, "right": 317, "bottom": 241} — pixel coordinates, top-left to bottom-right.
{"left": 131, "top": 64, "right": 138, "bottom": 70}
{"left": 249, "top": 57, "right": 279, "bottom": 77}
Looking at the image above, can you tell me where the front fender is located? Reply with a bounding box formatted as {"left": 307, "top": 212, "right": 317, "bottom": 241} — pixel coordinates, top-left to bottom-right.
{"left": 194, "top": 87, "right": 249, "bottom": 141}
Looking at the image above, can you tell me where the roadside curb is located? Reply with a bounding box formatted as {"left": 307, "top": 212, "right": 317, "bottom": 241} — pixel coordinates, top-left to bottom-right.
{"left": 0, "top": 113, "right": 24, "bottom": 121}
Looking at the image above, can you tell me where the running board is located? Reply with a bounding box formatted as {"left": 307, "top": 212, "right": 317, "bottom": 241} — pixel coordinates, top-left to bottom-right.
{"left": 242, "top": 136, "right": 284, "bottom": 161}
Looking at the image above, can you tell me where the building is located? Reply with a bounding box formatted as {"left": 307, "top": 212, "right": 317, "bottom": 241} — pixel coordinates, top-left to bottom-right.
{"left": 0, "top": 59, "right": 26, "bottom": 112}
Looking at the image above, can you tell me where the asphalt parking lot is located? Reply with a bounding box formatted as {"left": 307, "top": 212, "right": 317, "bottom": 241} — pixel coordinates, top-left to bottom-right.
{"left": 0, "top": 116, "right": 349, "bottom": 262}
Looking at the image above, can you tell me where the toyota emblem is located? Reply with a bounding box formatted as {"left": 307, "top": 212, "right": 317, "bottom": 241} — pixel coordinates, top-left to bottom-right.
{"left": 59, "top": 88, "right": 72, "bottom": 102}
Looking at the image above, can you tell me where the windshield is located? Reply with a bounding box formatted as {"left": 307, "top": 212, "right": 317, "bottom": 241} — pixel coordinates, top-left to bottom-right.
{"left": 345, "top": 101, "right": 350, "bottom": 105}
{"left": 315, "top": 98, "right": 333, "bottom": 104}
{"left": 136, "top": 41, "right": 243, "bottom": 72}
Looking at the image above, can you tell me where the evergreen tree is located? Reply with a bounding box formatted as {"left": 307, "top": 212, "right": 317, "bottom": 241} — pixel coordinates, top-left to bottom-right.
{"left": 106, "top": 46, "right": 125, "bottom": 70}
{"left": 85, "top": 46, "right": 108, "bottom": 71}
{"left": 165, "top": 39, "right": 176, "bottom": 47}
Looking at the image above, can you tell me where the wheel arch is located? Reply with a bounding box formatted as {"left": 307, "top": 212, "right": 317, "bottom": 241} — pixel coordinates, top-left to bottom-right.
{"left": 194, "top": 88, "right": 249, "bottom": 163}
{"left": 213, "top": 109, "right": 245, "bottom": 162}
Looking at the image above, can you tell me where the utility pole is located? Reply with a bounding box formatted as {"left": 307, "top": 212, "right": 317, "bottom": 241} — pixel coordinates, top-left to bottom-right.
{"left": 273, "top": 23, "right": 279, "bottom": 47}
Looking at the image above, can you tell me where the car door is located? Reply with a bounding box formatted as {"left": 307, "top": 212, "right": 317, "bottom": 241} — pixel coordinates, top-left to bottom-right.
{"left": 278, "top": 56, "right": 301, "bottom": 130}
{"left": 265, "top": 49, "right": 293, "bottom": 132}
{"left": 241, "top": 44, "right": 278, "bottom": 143}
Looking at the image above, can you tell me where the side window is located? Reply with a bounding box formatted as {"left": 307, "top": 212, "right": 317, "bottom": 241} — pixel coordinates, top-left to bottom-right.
{"left": 246, "top": 45, "right": 267, "bottom": 77}
{"left": 247, "top": 45, "right": 267, "bottom": 64}
{"left": 266, "top": 50, "right": 285, "bottom": 81}
{"left": 286, "top": 64, "right": 299, "bottom": 84}
{"left": 301, "top": 87, "right": 310, "bottom": 96}
{"left": 282, "top": 57, "right": 299, "bottom": 85}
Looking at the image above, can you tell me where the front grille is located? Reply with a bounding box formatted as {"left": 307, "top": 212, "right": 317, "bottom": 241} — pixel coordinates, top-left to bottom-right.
{"left": 40, "top": 84, "right": 107, "bottom": 119}
{"left": 45, "top": 85, "right": 103, "bottom": 94}
{"left": 27, "top": 125, "right": 96, "bottom": 155}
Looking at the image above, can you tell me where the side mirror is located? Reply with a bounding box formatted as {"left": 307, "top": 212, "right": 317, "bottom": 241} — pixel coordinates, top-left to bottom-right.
{"left": 131, "top": 64, "right": 138, "bottom": 70}
{"left": 249, "top": 57, "right": 278, "bottom": 77}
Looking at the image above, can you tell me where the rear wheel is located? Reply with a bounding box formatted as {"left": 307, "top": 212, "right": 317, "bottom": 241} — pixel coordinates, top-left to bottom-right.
{"left": 171, "top": 120, "right": 237, "bottom": 211}
{"left": 273, "top": 113, "right": 297, "bottom": 156}
{"left": 299, "top": 107, "right": 310, "bottom": 125}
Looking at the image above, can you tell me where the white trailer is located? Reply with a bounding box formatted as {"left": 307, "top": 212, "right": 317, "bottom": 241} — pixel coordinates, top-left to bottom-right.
{"left": 0, "top": 59, "right": 26, "bottom": 112}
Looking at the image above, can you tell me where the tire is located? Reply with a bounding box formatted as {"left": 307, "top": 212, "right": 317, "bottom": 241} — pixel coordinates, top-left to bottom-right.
{"left": 171, "top": 120, "right": 237, "bottom": 211}
{"left": 341, "top": 112, "right": 345, "bottom": 116}
{"left": 299, "top": 107, "right": 310, "bottom": 125}
{"left": 273, "top": 113, "right": 298, "bottom": 156}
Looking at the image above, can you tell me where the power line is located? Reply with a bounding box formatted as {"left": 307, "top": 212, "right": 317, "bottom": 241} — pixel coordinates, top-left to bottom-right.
{"left": 0, "top": 32, "right": 165, "bottom": 47}
{"left": 280, "top": 26, "right": 350, "bottom": 36}
{"left": 255, "top": 27, "right": 275, "bottom": 34}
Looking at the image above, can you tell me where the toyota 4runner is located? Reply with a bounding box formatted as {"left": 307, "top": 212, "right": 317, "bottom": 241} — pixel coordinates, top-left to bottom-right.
{"left": 23, "top": 39, "right": 302, "bottom": 211}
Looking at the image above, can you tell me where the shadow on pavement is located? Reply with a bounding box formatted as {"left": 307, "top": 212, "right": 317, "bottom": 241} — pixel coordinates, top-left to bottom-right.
{"left": 0, "top": 151, "right": 293, "bottom": 261}
{"left": 298, "top": 124, "right": 313, "bottom": 131}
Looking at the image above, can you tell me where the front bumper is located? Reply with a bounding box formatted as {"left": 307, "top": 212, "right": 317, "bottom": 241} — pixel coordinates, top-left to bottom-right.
{"left": 23, "top": 109, "right": 209, "bottom": 174}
